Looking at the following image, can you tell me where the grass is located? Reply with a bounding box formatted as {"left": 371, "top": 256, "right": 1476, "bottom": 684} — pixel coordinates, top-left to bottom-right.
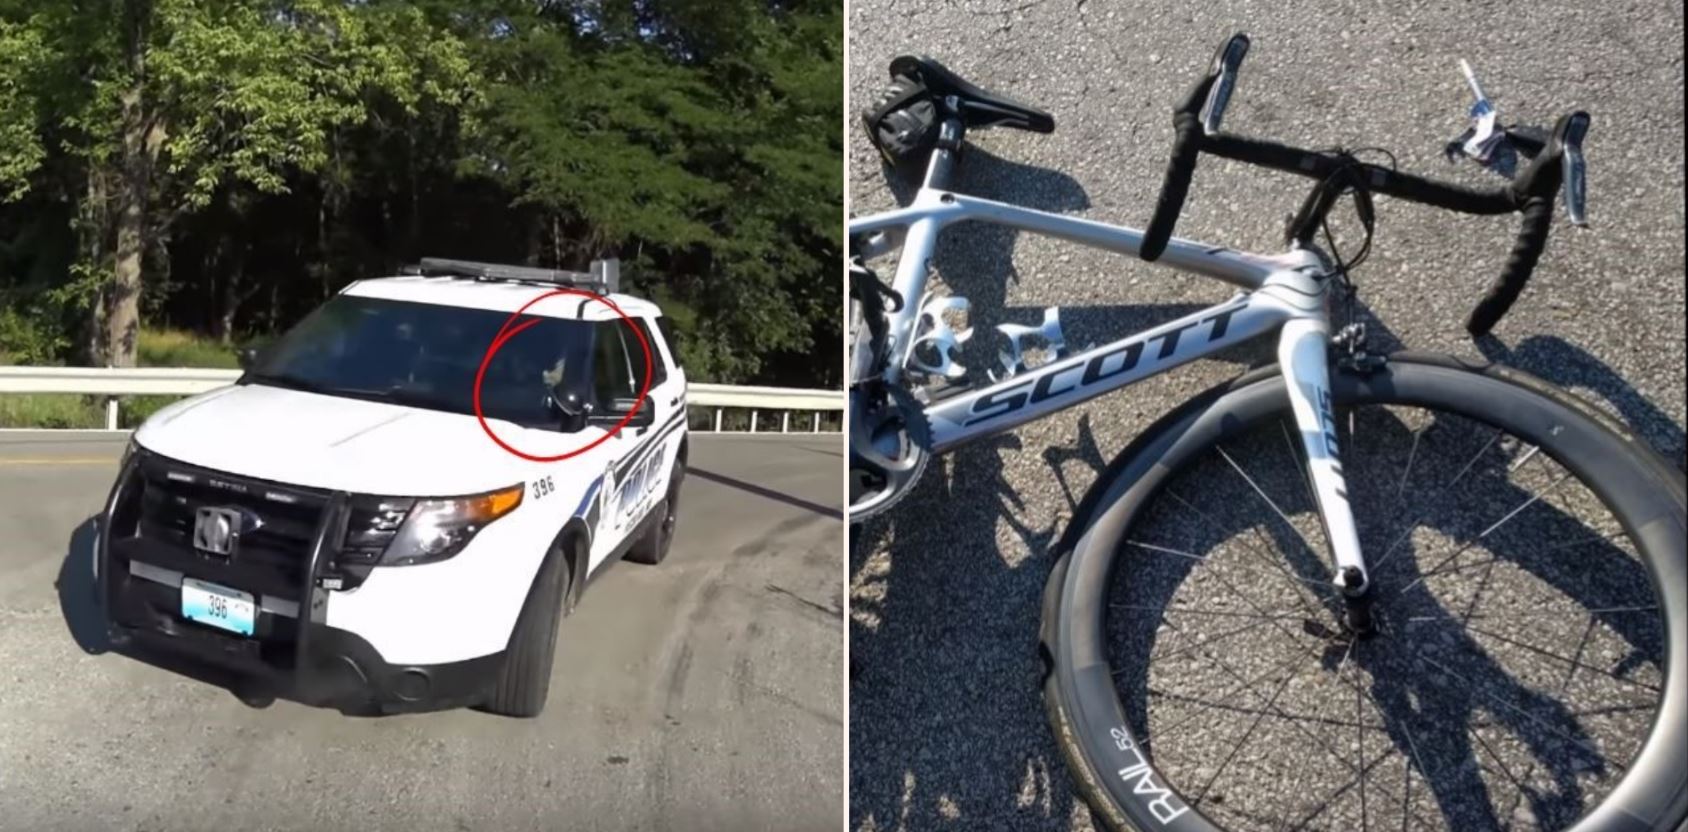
{"left": 136, "top": 328, "right": 242, "bottom": 370}
{"left": 0, "top": 328, "right": 242, "bottom": 429}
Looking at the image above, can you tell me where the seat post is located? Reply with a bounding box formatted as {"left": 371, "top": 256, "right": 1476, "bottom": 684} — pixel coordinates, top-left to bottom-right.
{"left": 921, "top": 116, "right": 966, "bottom": 191}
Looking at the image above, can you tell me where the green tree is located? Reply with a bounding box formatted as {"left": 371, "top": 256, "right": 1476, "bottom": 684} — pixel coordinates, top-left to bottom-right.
{"left": 0, "top": 0, "right": 841, "bottom": 388}
{"left": 0, "top": 0, "right": 475, "bottom": 366}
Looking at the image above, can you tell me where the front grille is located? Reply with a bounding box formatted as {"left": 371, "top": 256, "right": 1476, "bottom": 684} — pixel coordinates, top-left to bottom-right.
{"left": 126, "top": 453, "right": 331, "bottom": 600}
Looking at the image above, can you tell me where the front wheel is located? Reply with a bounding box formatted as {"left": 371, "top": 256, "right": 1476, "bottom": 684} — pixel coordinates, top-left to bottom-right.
{"left": 1042, "top": 353, "right": 1686, "bottom": 832}
{"left": 627, "top": 461, "right": 684, "bottom": 565}
{"left": 483, "top": 537, "right": 575, "bottom": 718}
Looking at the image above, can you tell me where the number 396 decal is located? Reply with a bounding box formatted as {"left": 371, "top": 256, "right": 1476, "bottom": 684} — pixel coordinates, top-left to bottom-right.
{"left": 531, "top": 475, "right": 554, "bottom": 499}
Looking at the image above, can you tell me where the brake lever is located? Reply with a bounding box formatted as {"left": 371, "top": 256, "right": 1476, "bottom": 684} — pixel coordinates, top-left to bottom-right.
{"left": 1200, "top": 34, "right": 1250, "bottom": 135}
{"left": 1559, "top": 112, "right": 1590, "bottom": 226}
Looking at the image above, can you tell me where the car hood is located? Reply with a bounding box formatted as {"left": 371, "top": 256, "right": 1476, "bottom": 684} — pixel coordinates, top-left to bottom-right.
{"left": 133, "top": 383, "right": 601, "bottom": 496}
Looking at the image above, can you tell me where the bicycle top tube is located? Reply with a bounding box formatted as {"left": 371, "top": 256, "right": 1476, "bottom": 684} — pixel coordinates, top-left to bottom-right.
{"left": 847, "top": 184, "right": 1288, "bottom": 294}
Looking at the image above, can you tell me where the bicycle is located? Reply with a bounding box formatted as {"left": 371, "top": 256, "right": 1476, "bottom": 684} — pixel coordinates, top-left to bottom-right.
{"left": 848, "top": 34, "right": 1686, "bottom": 832}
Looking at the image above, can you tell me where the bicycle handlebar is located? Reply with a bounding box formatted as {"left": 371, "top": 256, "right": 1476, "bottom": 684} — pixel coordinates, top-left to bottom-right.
{"left": 1140, "top": 34, "right": 1590, "bottom": 336}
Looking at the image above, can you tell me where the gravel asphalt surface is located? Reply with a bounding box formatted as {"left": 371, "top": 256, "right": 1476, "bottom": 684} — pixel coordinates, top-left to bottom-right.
{"left": 0, "top": 432, "right": 843, "bottom": 832}
{"left": 847, "top": 2, "right": 1684, "bottom": 830}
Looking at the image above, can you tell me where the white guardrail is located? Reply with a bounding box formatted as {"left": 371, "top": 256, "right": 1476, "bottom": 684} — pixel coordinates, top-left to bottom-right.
{"left": 0, "top": 367, "right": 843, "bottom": 433}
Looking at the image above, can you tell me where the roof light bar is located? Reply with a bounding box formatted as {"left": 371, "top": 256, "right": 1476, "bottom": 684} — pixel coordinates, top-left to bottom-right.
{"left": 406, "top": 257, "right": 621, "bottom": 294}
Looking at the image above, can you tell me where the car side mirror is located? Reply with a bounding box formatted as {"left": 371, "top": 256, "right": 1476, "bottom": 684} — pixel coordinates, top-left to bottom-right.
{"left": 590, "top": 397, "right": 655, "bottom": 430}
{"left": 547, "top": 386, "right": 593, "bottom": 433}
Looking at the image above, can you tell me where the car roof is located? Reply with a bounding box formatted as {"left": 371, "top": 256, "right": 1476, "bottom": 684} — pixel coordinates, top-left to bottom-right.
{"left": 342, "top": 275, "right": 661, "bottom": 321}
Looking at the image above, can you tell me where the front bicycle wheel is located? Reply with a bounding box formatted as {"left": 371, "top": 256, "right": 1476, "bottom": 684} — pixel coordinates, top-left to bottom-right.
{"left": 1041, "top": 353, "right": 1686, "bottom": 832}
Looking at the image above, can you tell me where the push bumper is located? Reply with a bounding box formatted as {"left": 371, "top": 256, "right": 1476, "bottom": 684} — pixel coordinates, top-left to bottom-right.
{"left": 97, "top": 452, "right": 504, "bottom": 715}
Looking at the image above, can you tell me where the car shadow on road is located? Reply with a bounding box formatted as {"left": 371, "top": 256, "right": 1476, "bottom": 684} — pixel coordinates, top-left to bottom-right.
{"left": 691, "top": 467, "right": 843, "bottom": 520}
{"left": 56, "top": 516, "right": 111, "bottom": 655}
{"left": 55, "top": 514, "right": 292, "bottom": 711}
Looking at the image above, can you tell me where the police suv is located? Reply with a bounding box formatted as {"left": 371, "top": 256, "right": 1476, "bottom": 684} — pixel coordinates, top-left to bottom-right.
{"left": 97, "top": 258, "right": 688, "bottom": 717}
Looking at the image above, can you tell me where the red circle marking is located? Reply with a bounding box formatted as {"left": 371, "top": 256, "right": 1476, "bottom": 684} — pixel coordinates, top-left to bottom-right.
{"left": 472, "top": 287, "right": 653, "bottom": 462}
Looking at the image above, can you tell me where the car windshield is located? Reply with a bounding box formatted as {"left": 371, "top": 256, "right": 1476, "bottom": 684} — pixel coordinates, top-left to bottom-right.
{"left": 246, "top": 294, "right": 593, "bottom": 429}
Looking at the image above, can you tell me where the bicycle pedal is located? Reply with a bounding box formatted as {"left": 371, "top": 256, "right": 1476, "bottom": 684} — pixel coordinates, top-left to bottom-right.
{"left": 991, "top": 307, "right": 1066, "bottom": 381}
{"left": 907, "top": 294, "right": 972, "bottom": 380}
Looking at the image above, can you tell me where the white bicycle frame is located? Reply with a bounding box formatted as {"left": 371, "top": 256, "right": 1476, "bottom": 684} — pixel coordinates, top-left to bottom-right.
{"left": 849, "top": 144, "right": 1371, "bottom": 594}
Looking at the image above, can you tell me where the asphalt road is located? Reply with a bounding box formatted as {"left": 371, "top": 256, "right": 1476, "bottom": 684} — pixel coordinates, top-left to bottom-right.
{"left": 0, "top": 431, "right": 843, "bottom": 832}
{"left": 848, "top": 2, "right": 1684, "bottom": 830}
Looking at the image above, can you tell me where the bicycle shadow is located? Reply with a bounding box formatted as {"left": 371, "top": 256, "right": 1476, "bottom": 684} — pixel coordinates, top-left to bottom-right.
{"left": 1474, "top": 334, "right": 1688, "bottom": 470}
{"left": 852, "top": 147, "right": 1102, "bottom": 830}
{"left": 854, "top": 144, "right": 1282, "bottom": 828}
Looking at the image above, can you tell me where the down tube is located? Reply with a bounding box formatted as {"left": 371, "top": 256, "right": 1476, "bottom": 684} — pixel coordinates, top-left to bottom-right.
{"left": 926, "top": 297, "right": 1288, "bottom": 452}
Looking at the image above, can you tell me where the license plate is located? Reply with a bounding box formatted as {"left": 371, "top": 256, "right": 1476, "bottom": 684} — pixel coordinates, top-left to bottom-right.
{"left": 181, "top": 577, "right": 257, "bottom": 637}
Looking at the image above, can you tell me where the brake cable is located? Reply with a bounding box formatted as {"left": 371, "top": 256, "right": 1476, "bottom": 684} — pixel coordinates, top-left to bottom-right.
{"left": 849, "top": 257, "right": 904, "bottom": 377}
{"left": 1310, "top": 146, "right": 1395, "bottom": 354}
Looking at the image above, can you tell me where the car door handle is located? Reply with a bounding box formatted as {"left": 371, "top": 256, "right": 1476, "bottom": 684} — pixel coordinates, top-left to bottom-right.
{"left": 669, "top": 396, "right": 682, "bottom": 407}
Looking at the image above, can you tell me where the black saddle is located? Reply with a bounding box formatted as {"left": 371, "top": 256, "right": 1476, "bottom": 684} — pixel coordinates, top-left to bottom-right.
{"left": 888, "top": 55, "right": 1055, "bottom": 134}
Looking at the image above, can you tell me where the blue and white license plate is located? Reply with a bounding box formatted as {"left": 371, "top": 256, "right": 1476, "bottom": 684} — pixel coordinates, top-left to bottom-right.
{"left": 181, "top": 577, "right": 256, "bottom": 637}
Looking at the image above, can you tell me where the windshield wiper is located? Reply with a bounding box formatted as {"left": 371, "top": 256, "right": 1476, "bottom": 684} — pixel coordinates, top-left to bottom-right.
{"left": 369, "top": 385, "right": 462, "bottom": 412}
{"left": 244, "top": 370, "right": 331, "bottom": 395}
{"left": 317, "top": 384, "right": 468, "bottom": 415}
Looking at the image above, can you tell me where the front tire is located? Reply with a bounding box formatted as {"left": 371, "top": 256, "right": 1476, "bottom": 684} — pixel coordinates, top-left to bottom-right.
{"left": 482, "top": 536, "right": 576, "bottom": 718}
{"left": 627, "top": 461, "right": 684, "bottom": 565}
{"left": 1042, "top": 352, "right": 1686, "bottom": 832}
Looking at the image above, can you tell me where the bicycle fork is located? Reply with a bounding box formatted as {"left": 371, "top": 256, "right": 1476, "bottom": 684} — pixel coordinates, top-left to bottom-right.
{"left": 1277, "top": 317, "right": 1376, "bottom": 635}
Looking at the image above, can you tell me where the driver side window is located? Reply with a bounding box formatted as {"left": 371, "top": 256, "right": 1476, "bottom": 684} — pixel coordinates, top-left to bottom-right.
{"left": 591, "top": 322, "right": 636, "bottom": 407}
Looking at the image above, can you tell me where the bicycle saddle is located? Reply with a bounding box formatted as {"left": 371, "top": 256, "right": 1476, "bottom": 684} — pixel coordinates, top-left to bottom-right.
{"left": 888, "top": 55, "right": 1056, "bottom": 133}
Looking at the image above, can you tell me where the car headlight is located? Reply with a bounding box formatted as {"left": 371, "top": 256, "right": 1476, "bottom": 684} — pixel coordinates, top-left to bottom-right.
{"left": 377, "top": 484, "right": 524, "bottom": 567}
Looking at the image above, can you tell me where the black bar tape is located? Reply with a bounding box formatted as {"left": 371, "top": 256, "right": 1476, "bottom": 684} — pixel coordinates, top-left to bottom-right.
{"left": 1466, "top": 196, "right": 1554, "bottom": 336}
{"left": 1141, "top": 111, "right": 1205, "bottom": 262}
{"left": 1202, "top": 134, "right": 1519, "bottom": 215}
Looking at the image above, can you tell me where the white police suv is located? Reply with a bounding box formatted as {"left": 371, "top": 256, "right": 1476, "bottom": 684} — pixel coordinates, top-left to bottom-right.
{"left": 97, "top": 258, "right": 688, "bottom": 717}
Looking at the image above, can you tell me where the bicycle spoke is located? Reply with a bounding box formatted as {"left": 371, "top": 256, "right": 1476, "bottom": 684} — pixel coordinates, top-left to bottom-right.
{"left": 1355, "top": 655, "right": 1370, "bottom": 832}
{"left": 1193, "top": 648, "right": 1312, "bottom": 803}
{"left": 1406, "top": 617, "right": 1661, "bottom": 694}
{"left": 1406, "top": 605, "right": 1658, "bottom": 621}
{"left": 1396, "top": 472, "right": 1572, "bottom": 597}
{"left": 1395, "top": 422, "right": 1425, "bottom": 502}
{"left": 1216, "top": 444, "right": 1303, "bottom": 533}
{"left": 1414, "top": 650, "right": 1628, "bottom": 772}
{"left": 1125, "top": 539, "right": 1336, "bottom": 592}
{"left": 1147, "top": 645, "right": 1315, "bottom": 740}
{"left": 1141, "top": 616, "right": 1273, "bottom": 665}
{"left": 1396, "top": 714, "right": 1434, "bottom": 832}
{"left": 1369, "top": 427, "right": 1504, "bottom": 577}
{"left": 1163, "top": 488, "right": 1336, "bottom": 615}
{"left": 1112, "top": 603, "right": 1306, "bottom": 621}
{"left": 1148, "top": 687, "right": 1391, "bottom": 734}
{"left": 1410, "top": 529, "right": 1627, "bottom": 583}
{"left": 1466, "top": 722, "right": 1538, "bottom": 819}
{"left": 1162, "top": 614, "right": 1447, "bottom": 832}
{"left": 1110, "top": 401, "right": 1667, "bottom": 832}
{"left": 1287, "top": 745, "right": 1418, "bottom": 832}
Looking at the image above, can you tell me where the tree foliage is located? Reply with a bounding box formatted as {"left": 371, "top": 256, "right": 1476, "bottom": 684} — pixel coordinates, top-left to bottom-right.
{"left": 0, "top": 0, "right": 841, "bottom": 386}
